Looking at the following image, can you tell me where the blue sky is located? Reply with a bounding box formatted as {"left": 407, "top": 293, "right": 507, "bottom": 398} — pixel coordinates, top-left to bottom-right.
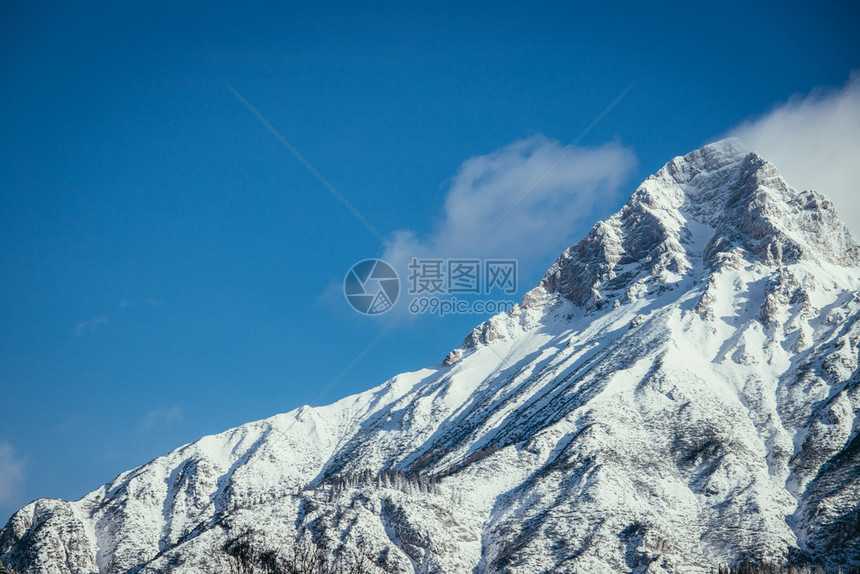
{"left": 1, "top": 0, "right": 858, "bottom": 521}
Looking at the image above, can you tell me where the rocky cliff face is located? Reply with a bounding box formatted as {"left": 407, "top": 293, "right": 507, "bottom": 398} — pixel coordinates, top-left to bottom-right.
{"left": 541, "top": 139, "right": 858, "bottom": 310}
{"left": 3, "top": 140, "right": 859, "bottom": 573}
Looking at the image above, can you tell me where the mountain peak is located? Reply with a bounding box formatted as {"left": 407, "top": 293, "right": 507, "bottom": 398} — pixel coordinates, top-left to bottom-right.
{"left": 542, "top": 139, "right": 859, "bottom": 308}
{"left": 5, "top": 141, "right": 860, "bottom": 574}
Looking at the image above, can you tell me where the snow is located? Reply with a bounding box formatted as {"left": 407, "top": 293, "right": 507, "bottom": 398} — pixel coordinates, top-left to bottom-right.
{"left": 3, "top": 139, "right": 860, "bottom": 573}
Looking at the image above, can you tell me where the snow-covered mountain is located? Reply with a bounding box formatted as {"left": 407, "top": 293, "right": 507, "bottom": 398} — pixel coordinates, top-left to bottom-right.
{"left": 3, "top": 139, "right": 859, "bottom": 573}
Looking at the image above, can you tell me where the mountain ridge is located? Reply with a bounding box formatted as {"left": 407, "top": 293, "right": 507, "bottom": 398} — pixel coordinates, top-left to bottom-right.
{"left": 3, "top": 139, "right": 860, "bottom": 574}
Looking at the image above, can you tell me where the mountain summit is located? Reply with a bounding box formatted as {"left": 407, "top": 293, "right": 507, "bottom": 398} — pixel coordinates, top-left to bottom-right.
{"left": 543, "top": 139, "right": 857, "bottom": 308}
{"left": 3, "top": 140, "right": 859, "bottom": 573}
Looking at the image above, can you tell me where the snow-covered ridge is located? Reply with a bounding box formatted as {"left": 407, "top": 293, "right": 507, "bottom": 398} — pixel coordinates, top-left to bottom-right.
{"left": 3, "top": 139, "right": 860, "bottom": 573}
{"left": 542, "top": 139, "right": 858, "bottom": 309}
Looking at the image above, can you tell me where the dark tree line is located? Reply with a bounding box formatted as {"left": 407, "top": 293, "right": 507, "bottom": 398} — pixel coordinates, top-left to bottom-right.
{"left": 222, "top": 527, "right": 374, "bottom": 574}
{"left": 712, "top": 563, "right": 860, "bottom": 574}
{"left": 325, "top": 469, "right": 440, "bottom": 499}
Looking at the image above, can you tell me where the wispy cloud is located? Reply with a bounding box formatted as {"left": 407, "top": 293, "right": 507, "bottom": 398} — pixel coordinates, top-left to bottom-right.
{"left": 140, "top": 406, "right": 183, "bottom": 432}
{"left": 74, "top": 315, "right": 109, "bottom": 335}
{"left": 0, "top": 441, "right": 25, "bottom": 506}
{"left": 76, "top": 298, "right": 164, "bottom": 335}
{"left": 382, "top": 135, "right": 636, "bottom": 286}
{"left": 728, "top": 71, "right": 860, "bottom": 236}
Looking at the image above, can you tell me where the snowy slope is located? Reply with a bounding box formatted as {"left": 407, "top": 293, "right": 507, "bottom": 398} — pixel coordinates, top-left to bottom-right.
{"left": 3, "top": 139, "right": 860, "bottom": 573}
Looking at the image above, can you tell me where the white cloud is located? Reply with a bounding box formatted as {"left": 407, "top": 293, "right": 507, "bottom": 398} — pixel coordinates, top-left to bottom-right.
{"left": 0, "top": 441, "right": 25, "bottom": 505}
{"left": 141, "top": 406, "right": 183, "bottom": 432}
{"left": 74, "top": 315, "right": 109, "bottom": 335}
{"left": 382, "top": 135, "right": 636, "bottom": 291}
{"left": 729, "top": 72, "right": 860, "bottom": 236}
